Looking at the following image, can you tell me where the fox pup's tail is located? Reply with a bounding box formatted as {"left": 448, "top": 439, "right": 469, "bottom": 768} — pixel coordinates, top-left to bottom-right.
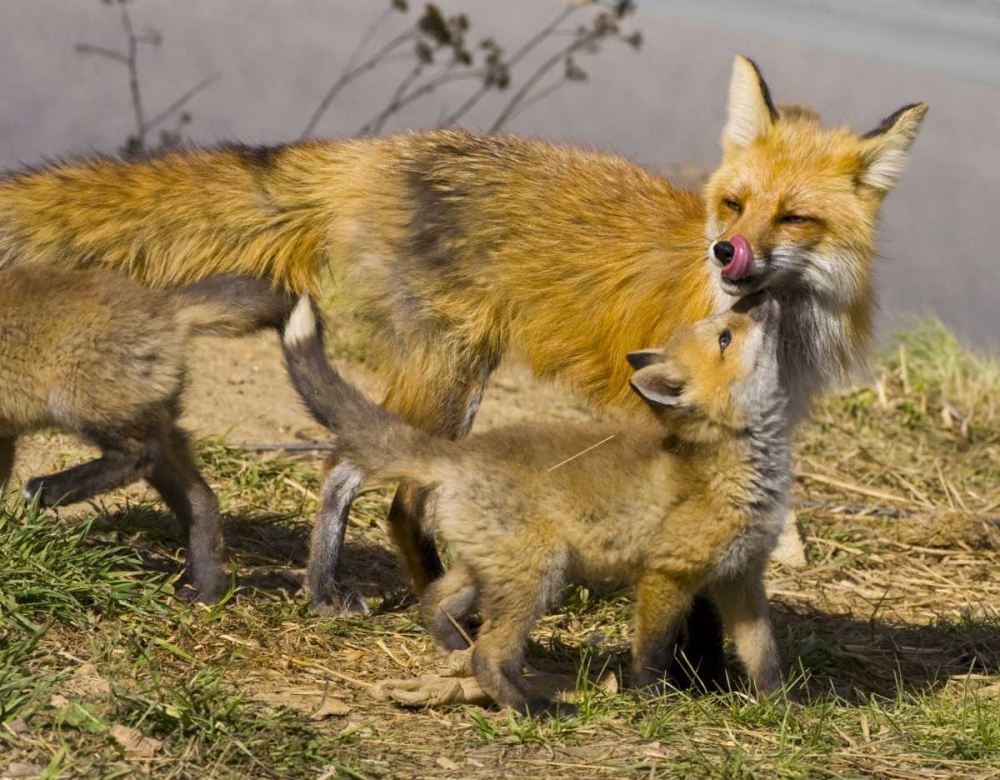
{"left": 281, "top": 295, "right": 447, "bottom": 483}
{"left": 173, "top": 274, "right": 297, "bottom": 337}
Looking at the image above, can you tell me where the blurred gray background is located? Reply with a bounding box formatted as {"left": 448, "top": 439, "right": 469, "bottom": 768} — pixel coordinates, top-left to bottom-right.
{"left": 1, "top": 0, "right": 997, "bottom": 347}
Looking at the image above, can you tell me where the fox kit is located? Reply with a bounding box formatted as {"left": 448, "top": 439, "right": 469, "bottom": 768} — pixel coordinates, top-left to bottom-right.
{"left": 283, "top": 292, "right": 792, "bottom": 712}
{"left": 0, "top": 56, "right": 926, "bottom": 624}
{"left": 0, "top": 267, "right": 294, "bottom": 602}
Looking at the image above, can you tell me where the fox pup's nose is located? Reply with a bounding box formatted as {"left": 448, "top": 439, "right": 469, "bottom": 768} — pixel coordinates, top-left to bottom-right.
{"left": 713, "top": 241, "right": 735, "bottom": 266}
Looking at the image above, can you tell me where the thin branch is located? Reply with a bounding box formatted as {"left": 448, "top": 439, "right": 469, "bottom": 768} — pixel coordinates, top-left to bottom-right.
{"left": 363, "top": 63, "right": 424, "bottom": 136}
{"left": 506, "top": 77, "right": 568, "bottom": 122}
{"left": 345, "top": 4, "right": 396, "bottom": 74}
{"left": 488, "top": 30, "right": 597, "bottom": 133}
{"left": 300, "top": 29, "right": 417, "bottom": 140}
{"left": 120, "top": 4, "right": 146, "bottom": 143}
{"left": 237, "top": 443, "right": 338, "bottom": 453}
{"left": 438, "top": 82, "right": 489, "bottom": 128}
{"left": 439, "top": 3, "right": 581, "bottom": 129}
{"left": 507, "top": 4, "right": 579, "bottom": 70}
{"left": 145, "top": 73, "right": 220, "bottom": 131}
{"left": 359, "top": 66, "right": 484, "bottom": 136}
{"left": 74, "top": 44, "right": 129, "bottom": 64}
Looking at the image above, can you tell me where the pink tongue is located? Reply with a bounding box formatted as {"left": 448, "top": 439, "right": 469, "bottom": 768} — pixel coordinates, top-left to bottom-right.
{"left": 723, "top": 235, "right": 753, "bottom": 281}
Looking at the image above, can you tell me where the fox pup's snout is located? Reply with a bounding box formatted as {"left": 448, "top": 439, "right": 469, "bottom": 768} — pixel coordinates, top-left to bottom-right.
{"left": 627, "top": 293, "right": 780, "bottom": 426}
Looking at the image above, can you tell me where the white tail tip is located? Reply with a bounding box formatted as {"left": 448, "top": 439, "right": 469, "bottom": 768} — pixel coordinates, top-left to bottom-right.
{"left": 284, "top": 294, "right": 317, "bottom": 348}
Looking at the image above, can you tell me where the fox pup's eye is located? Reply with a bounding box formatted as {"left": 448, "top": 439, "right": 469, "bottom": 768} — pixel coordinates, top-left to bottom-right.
{"left": 719, "top": 329, "right": 732, "bottom": 354}
{"left": 723, "top": 198, "right": 743, "bottom": 214}
{"left": 780, "top": 214, "right": 813, "bottom": 224}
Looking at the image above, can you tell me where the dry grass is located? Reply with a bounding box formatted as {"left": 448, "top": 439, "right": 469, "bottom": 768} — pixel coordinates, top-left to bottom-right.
{"left": 2, "top": 318, "right": 1000, "bottom": 778}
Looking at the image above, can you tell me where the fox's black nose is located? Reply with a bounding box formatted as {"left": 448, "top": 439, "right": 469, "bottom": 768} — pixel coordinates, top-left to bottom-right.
{"left": 713, "top": 240, "right": 735, "bottom": 266}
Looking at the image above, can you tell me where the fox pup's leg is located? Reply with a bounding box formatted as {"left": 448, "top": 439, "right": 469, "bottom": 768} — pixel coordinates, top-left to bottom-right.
{"left": 306, "top": 459, "right": 367, "bottom": 616}
{"left": 24, "top": 432, "right": 152, "bottom": 507}
{"left": 421, "top": 560, "right": 478, "bottom": 652}
{"left": 0, "top": 438, "right": 16, "bottom": 494}
{"left": 709, "top": 565, "right": 783, "bottom": 697}
{"left": 631, "top": 572, "right": 695, "bottom": 690}
{"left": 146, "top": 426, "right": 227, "bottom": 604}
{"left": 473, "top": 579, "right": 553, "bottom": 715}
{"left": 382, "top": 369, "right": 492, "bottom": 596}
{"left": 671, "top": 595, "right": 728, "bottom": 692}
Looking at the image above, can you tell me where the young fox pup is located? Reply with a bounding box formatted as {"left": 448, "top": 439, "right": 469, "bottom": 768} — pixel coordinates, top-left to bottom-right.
{"left": 282, "top": 292, "right": 792, "bottom": 713}
{"left": 0, "top": 267, "right": 294, "bottom": 602}
{"left": 0, "top": 56, "right": 927, "bottom": 620}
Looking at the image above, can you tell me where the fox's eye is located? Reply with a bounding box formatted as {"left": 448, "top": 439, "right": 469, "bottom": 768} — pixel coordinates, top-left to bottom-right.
{"left": 719, "top": 329, "right": 732, "bottom": 354}
{"left": 780, "top": 214, "right": 813, "bottom": 224}
{"left": 723, "top": 198, "right": 742, "bottom": 214}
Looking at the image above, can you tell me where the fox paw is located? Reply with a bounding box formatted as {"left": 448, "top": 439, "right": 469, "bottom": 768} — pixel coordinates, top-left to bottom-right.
{"left": 311, "top": 586, "right": 370, "bottom": 617}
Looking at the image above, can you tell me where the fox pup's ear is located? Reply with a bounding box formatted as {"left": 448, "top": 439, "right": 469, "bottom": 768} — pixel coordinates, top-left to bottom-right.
{"left": 723, "top": 55, "right": 778, "bottom": 150}
{"left": 626, "top": 349, "right": 663, "bottom": 371}
{"left": 858, "top": 102, "right": 928, "bottom": 192}
{"left": 629, "top": 365, "right": 688, "bottom": 410}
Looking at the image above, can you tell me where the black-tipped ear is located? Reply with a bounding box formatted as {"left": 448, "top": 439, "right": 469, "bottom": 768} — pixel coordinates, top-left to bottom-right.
{"left": 629, "top": 366, "right": 687, "bottom": 410}
{"left": 626, "top": 349, "right": 663, "bottom": 371}
{"left": 723, "top": 55, "right": 778, "bottom": 149}
{"left": 858, "top": 102, "right": 928, "bottom": 191}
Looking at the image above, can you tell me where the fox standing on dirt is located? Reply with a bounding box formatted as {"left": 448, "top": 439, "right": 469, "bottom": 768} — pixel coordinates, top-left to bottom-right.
{"left": 283, "top": 291, "right": 792, "bottom": 713}
{"left": 0, "top": 55, "right": 926, "bottom": 642}
{"left": 0, "top": 267, "right": 294, "bottom": 602}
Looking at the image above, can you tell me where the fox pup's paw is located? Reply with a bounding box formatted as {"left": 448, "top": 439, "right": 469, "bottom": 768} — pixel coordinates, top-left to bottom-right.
{"left": 310, "top": 585, "right": 370, "bottom": 617}
{"left": 23, "top": 478, "right": 55, "bottom": 508}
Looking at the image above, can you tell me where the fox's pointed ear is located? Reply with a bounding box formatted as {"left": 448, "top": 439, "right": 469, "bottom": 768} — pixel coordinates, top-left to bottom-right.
{"left": 626, "top": 349, "right": 663, "bottom": 371}
{"left": 858, "top": 102, "right": 928, "bottom": 192}
{"left": 629, "top": 365, "right": 688, "bottom": 410}
{"left": 723, "top": 55, "right": 778, "bottom": 150}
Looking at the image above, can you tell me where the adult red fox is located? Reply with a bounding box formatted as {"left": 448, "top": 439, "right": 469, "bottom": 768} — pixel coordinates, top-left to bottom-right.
{"left": 0, "top": 56, "right": 925, "bottom": 676}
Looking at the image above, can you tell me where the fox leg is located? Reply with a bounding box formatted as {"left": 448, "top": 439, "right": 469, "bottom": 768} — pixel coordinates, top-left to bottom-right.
{"left": 631, "top": 572, "right": 695, "bottom": 690}
{"left": 382, "top": 368, "right": 492, "bottom": 596}
{"left": 709, "top": 565, "right": 783, "bottom": 697}
{"left": 671, "top": 594, "right": 728, "bottom": 692}
{"left": 147, "top": 426, "right": 228, "bottom": 604}
{"left": 472, "top": 567, "right": 557, "bottom": 715}
{"left": 0, "top": 437, "right": 15, "bottom": 493}
{"left": 421, "top": 560, "right": 479, "bottom": 652}
{"left": 24, "top": 431, "right": 153, "bottom": 507}
{"left": 306, "top": 459, "right": 367, "bottom": 615}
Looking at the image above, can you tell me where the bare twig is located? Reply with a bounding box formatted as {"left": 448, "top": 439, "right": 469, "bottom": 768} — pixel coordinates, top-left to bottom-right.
{"left": 547, "top": 434, "right": 616, "bottom": 472}
{"left": 145, "top": 73, "right": 220, "bottom": 132}
{"left": 77, "top": 2, "right": 217, "bottom": 157}
{"left": 237, "top": 443, "right": 338, "bottom": 453}
{"left": 300, "top": 29, "right": 417, "bottom": 140}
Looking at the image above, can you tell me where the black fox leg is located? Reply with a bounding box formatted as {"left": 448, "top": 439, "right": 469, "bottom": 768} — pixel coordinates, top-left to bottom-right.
{"left": 307, "top": 460, "right": 367, "bottom": 615}
{"left": 147, "top": 426, "right": 227, "bottom": 604}
{"left": 670, "top": 593, "right": 729, "bottom": 692}
{"left": 24, "top": 436, "right": 151, "bottom": 507}
{"left": 0, "top": 437, "right": 15, "bottom": 493}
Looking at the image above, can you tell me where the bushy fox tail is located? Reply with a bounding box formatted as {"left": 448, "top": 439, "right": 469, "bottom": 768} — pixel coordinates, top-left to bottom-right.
{"left": 173, "top": 274, "right": 297, "bottom": 337}
{"left": 281, "top": 295, "right": 447, "bottom": 483}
